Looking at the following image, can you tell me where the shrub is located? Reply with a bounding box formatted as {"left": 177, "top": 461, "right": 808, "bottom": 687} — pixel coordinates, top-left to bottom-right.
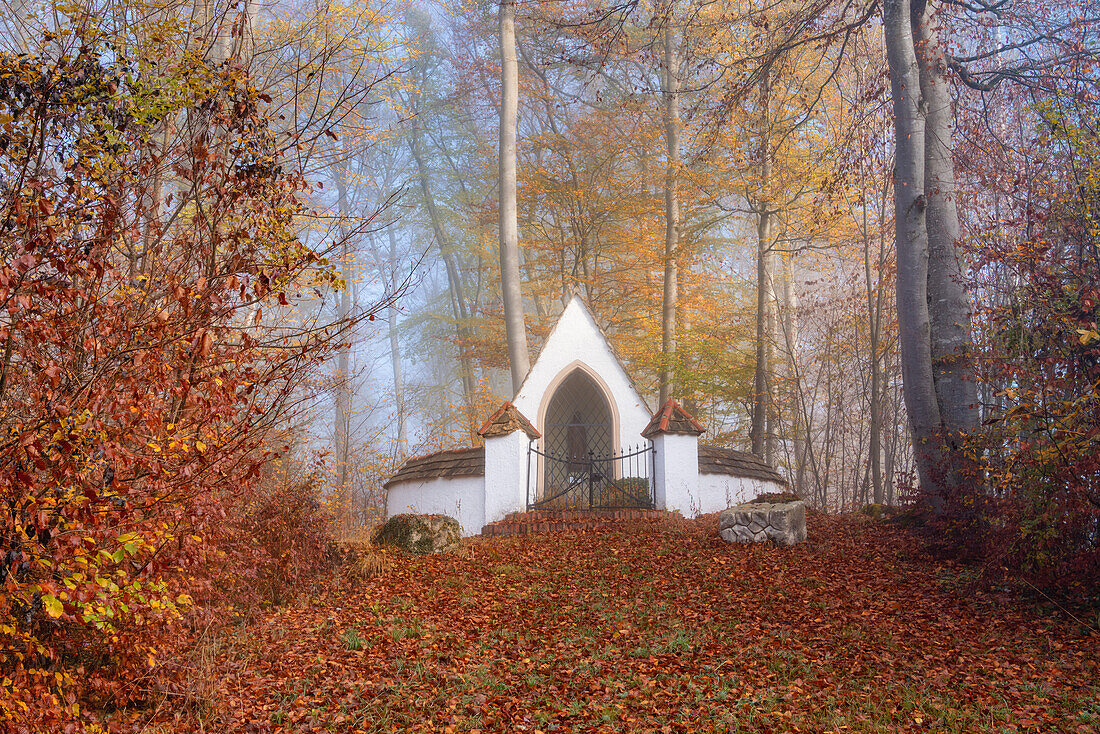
{"left": 751, "top": 492, "right": 803, "bottom": 504}
{"left": 238, "top": 459, "right": 340, "bottom": 607}
{"left": 0, "top": 19, "right": 365, "bottom": 729}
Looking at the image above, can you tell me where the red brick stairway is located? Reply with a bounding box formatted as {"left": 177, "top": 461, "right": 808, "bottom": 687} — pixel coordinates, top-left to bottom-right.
{"left": 481, "top": 508, "right": 676, "bottom": 537}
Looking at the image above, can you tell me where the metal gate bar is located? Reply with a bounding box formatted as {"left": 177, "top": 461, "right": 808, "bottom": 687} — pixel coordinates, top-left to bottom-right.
{"left": 527, "top": 443, "right": 654, "bottom": 511}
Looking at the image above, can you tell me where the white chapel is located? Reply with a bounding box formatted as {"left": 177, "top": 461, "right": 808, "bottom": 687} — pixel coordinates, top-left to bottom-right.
{"left": 384, "top": 296, "right": 787, "bottom": 535}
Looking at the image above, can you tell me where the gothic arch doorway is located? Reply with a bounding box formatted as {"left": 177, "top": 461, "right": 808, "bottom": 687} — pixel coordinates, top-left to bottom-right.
{"left": 531, "top": 369, "right": 653, "bottom": 510}
{"left": 544, "top": 369, "right": 614, "bottom": 472}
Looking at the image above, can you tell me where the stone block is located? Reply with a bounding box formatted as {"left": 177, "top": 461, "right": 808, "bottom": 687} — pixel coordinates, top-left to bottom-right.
{"left": 718, "top": 501, "right": 806, "bottom": 546}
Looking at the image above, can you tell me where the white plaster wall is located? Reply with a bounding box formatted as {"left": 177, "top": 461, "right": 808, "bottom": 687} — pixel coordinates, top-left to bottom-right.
{"left": 513, "top": 296, "right": 652, "bottom": 451}
{"left": 385, "top": 476, "right": 486, "bottom": 537}
{"left": 653, "top": 433, "right": 700, "bottom": 516}
{"left": 694, "top": 474, "right": 786, "bottom": 515}
{"left": 484, "top": 432, "right": 534, "bottom": 524}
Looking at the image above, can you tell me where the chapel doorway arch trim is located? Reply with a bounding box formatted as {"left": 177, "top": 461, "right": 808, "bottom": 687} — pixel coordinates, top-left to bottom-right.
{"left": 537, "top": 360, "right": 621, "bottom": 456}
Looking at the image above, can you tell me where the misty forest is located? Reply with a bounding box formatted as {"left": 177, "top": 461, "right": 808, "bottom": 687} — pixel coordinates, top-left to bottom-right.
{"left": 1, "top": 0, "right": 1099, "bottom": 731}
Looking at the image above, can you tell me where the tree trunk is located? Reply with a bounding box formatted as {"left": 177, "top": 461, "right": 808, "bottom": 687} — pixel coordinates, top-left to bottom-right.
{"left": 659, "top": 20, "right": 680, "bottom": 404}
{"left": 780, "top": 258, "right": 804, "bottom": 493}
{"left": 912, "top": 0, "right": 979, "bottom": 445}
{"left": 334, "top": 164, "right": 353, "bottom": 535}
{"left": 884, "top": 0, "right": 946, "bottom": 506}
{"left": 886, "top": 0, "right": 980, "bottom": 517}
{"left": 862, "top": 163, "right": 886, "bottom": 505}
{"left": 387, "top": 226, "right": 408, "bottom": 458}
{"left": 765, "top": 269, "right": 780, "bottom": 465}
{"left": 866, "top": 244, "right": 885, "bottom": 506}
{"left": 498, "top": 0, "right": 531, "bottom": 395}
{"left": 751, "top": 68, "right": 775, "bottom": 459}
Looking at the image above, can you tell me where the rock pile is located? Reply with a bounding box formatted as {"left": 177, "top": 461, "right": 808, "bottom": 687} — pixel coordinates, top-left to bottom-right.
{"left": 718, "top": 500, "right": 806, "bottom": 546}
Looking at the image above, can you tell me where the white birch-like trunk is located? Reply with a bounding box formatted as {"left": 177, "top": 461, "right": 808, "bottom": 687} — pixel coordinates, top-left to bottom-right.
{"left": 750, "top": 69, "right": 775, "bottom": 458}
{"left": 498, "top": 0, "right": 531, "bottom": 394}
{"left": 780, "top": 258, "right": 804, "bottom": 493}
{"left": 334, "top": 167, "right": 353, "bottom": 534}
{"left": 864, "top": 210, "right": 886, "bottom": 505}
{"left": 386, "top": 227, "right": 407, "bottom": 458}
{"left": 912, "top": 0, "right": 979, "bottom": 445}
{"left": 884, "top": 0, "right": 945, "bottom": 503}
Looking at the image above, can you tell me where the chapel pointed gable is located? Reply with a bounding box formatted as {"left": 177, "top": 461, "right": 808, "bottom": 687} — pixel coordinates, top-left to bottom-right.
{"left": 512, "top": 295, "right": 653, "bottom": 443}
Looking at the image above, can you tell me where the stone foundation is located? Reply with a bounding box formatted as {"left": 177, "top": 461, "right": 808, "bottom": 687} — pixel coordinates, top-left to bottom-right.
{"left": 482, "top": 509, "right": 676, "bottom": 537}
{"left": 718, "top": 500, "right": 806, "bottom": 546}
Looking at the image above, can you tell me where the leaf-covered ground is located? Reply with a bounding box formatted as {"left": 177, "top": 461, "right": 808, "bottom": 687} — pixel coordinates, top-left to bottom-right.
{"left": 166, "top": 515, "right": 1098, "bottom": 733}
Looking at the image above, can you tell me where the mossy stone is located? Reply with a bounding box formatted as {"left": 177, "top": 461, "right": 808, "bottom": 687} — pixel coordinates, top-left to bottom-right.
{"left": 373, "top": 514, "right": 461, "bottom": 554}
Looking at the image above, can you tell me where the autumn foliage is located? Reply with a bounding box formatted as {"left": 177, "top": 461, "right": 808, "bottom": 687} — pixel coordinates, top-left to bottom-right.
{"left": 966, "top": 84, "right": 1100, "bottom": 589}
{"left": 0, "top": 20, "right": 345, "bottom": 731}
{"left": 134, "top": 515, "right": 1098, "bottom": 732}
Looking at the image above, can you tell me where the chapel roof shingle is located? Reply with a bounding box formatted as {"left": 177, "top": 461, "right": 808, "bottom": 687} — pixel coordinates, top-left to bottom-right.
{"left": 697, "top": 445, "right": 787, "bottom": 485}
{"left": 382, "top": 447, "right": 485, "bottom": 489}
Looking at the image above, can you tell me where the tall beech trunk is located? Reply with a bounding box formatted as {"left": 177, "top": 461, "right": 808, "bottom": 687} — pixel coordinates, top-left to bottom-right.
{"left": 860, "top": 145, "right": 890, "bottom": 506}
{"left": 780, "top": 259, "right": 805, "bottom": 493}
{"left": 751, "top": 213, "right": 776, "bottom": 458}
{"left": 498, "top": 0, "right": 531, "bottom": 395}
{"left": 885, "top": 0, "right": 942, "bottom": 495}
{"left": 750, "top": 68, "right": 775, "bottom": 459}
{"left": 659, "top": 20, "right": 681, "bottom": 404}
{"left": 884, "top": 0, "right": 977, "bottom": 513}
{"left": 912, "top": 0, "right": 979, "bottom": 444}
{"left": 333, "top": 166, "right": 353, "bottom": 532}
{"left": 864, "top": 214, "right": 886, "bottom": 505}
{"left": 765, "top": 279, "right": 780, "bottom": 465}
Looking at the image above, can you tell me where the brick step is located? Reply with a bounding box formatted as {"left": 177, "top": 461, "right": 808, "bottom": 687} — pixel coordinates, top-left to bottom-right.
{"left": 482, "top": 509, "right": 675, "bottom": 537}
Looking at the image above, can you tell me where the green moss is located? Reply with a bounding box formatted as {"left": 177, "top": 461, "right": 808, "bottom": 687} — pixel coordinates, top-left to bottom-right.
{"left": 373, "top": 514, "right": 458, "bottom": 555}
{"left": 859, "top": 503, "right": 888, "bottom": 519}
{"left": 751, "top": 492, "right": 802, "bottom": 504}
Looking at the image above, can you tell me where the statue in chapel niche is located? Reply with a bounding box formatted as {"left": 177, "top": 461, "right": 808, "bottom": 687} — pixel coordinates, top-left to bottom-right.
{"left": 566, "top": 409, "right": 588, "bottom": 472}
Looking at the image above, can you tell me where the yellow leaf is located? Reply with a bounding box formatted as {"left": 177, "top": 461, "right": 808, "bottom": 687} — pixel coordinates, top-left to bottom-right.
{"left": 41, "top": 594, "right": 63, "bottom": 618}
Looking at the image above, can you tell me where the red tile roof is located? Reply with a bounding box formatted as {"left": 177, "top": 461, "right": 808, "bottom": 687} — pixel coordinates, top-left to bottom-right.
{"left": 641, "top": 399, "right": 706, "bottom": 438}
{"left": 476, "top": 401, "right": 541, "bottom": 440}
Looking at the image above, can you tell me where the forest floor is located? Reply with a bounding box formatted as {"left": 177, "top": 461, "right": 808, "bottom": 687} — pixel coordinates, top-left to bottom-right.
{"left": 154, "top": 514, "right": 1098, "bottom": 733}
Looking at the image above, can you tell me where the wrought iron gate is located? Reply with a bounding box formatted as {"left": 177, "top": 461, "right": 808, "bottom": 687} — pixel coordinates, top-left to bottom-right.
{"left": 527, "top": 443, "right": 654, "bottom": 511}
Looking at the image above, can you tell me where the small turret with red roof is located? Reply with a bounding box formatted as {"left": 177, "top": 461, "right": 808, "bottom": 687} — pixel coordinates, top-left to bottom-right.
{"left": 477, "top": 401, "right": 541, "bottom": 440}
{"left": 641, "top": 399, "right": 705, "bottom": 438}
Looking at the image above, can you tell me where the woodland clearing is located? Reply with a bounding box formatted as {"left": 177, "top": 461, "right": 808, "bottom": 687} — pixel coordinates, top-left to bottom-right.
{"left": 143, "top": 515, "right": 1098, "bottom": 733}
